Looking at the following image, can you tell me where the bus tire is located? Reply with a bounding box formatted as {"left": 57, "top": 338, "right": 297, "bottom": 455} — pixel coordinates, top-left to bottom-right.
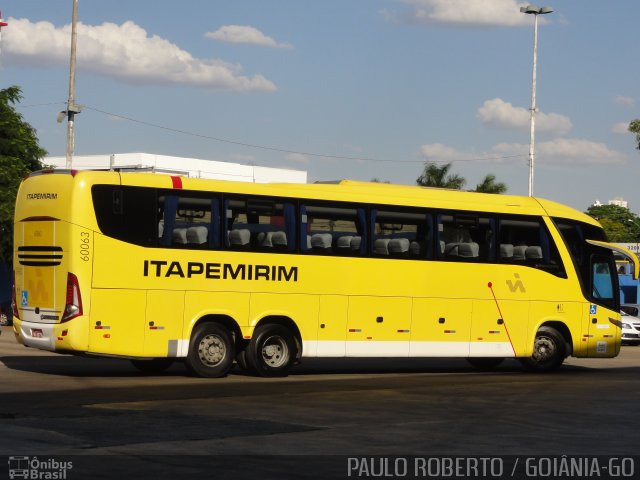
{"left": 235, "top": 349, "right": 252, "bottom": 372}
{"left": 467, "top": 357, "right": 504, "bottom": 370}
{"left": 185, "top": 323, "right": 235, "bottom": 378}
{"left": 130, "top": 358, "right": 174, "bottom": 374}
{"left": 520, "top": 326, "right": 566, "bottom": 372}
{"left": 246, "top": 324, "right": 296, "bottom": 377}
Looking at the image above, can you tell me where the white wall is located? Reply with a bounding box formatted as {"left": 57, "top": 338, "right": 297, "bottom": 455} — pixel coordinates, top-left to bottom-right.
{"left": 45, "top": 153, "right": 307, "bottom": 184}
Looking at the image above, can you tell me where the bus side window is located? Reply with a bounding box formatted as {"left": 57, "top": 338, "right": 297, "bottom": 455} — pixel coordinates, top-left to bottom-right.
{"left": 438, "top": 213, "right": 493, "bottom": 262}
{"left": 92, "top": 185, "right": 157, "bottom": 247}
{"left": 498, "top": 216, "right": 566, "bottom": 278}
{"left": 225, "top": 197, "right": 296, "bottom": 253}
{"left": 371, "top": 208, "right": 431, "bottom": 259}
{"left": 159, "top": 194, "right": 220, "bottom": 249}
{"left": 592, "top": 254, "right": 616, "bottom": 308}
{"left": 301, "top": 204, "right": 366, "bottom": 256}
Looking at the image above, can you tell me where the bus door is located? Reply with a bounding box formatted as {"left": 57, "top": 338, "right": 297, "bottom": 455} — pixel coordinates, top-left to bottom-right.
{"left": 346, "top": 296, "right": 412, "bottom": 357}
{"left": 585, "top": 252, "right": 619, "bottom": 357}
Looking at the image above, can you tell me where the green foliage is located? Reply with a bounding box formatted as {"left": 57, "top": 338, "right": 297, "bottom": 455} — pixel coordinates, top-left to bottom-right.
{"left": 586, "top": 204, "right": 640, "bottom": 242}
{"left": 630, "top": 119, "right": 640, "bottom": 150}
{"left": 416, "top": 162, "right": 466, "bottom": 190}
{"left": 0, "top": 86, "right": 47, "bottom": 263}
{"left": 416, "top": 163, "right": 508, "bottom": 194}
{"left": 473, "top": 174, "right": 507, "bottom": 194}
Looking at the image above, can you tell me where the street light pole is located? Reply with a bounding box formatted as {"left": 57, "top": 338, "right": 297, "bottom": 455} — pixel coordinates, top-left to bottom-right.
{"left": 65, "top": 0, "right": 80, "bottom": 169}
{"left": 521, "top": 4, "right": 553, "bottom": 197}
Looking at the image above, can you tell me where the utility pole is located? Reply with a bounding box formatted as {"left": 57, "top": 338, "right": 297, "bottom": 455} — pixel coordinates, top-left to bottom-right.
{"left": 65, "top": 0, "right": 81, "bottom": 169}
{"left": 0, "top": 10, "right": 8, "bottom": 61}
{"left": 520, "top": 4, "right": 553, "bottom": 197}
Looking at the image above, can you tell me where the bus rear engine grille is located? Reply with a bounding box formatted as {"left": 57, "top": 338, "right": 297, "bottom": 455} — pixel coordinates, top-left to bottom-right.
{"left": 18, "top": 246, "right": 63, "bottom": 267}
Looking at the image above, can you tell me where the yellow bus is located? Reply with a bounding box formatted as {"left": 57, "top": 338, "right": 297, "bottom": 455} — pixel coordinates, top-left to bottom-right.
{"left": 11, "top": 169, "right": 638, "bottom": 377}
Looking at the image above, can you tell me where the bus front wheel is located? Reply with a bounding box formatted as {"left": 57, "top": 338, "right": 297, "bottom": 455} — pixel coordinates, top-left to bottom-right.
{"left": 246, "top": 324, "right": 296, "bottom": 377}
{"left": 185, "top": 323, "right": 235, "bottom": 378}
{"left": 520, "top": 326, "right": 566, "bottom": 372}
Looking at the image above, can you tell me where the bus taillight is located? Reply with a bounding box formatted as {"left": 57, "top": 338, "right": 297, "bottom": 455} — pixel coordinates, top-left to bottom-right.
{"left": 11, "top": 270, "right": 19, "bottom": 320}
{"left": 61, "top": 273, "right": 83, "bottom": 322}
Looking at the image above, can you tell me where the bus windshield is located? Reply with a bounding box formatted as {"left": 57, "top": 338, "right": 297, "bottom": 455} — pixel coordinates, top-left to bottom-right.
{"left": 554, "top": 218, "right": 619, "bottom": 311}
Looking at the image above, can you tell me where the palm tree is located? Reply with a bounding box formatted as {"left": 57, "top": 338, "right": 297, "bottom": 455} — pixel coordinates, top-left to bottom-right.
{"left": 630, "top": 119, "right": 640, "bottom": 150}
{"left": 416, "top": 162, "right": 466, "bottom": 189}
{"left": 473, "top": 174, "right": 507, "bottom": 194}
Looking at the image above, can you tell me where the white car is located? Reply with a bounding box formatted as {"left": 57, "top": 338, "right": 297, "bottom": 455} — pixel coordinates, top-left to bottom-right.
{"left": 621, "top": 310, "right": 640, "bottom": 345}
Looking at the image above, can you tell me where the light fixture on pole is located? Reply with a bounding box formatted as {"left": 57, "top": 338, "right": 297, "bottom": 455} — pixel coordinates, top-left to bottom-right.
{"left": 520, "top": 4, "right": 553, "bottom": 197}
{"left": 64, "top": 0, "right": 81, "bottom": 169}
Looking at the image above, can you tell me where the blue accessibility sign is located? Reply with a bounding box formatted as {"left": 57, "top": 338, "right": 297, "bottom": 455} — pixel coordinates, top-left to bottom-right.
{"left": 21, "top": 290, "right": 28, "bottom": 307}
{"left": 589, "top": 304, "right": 597, "bottom": 315}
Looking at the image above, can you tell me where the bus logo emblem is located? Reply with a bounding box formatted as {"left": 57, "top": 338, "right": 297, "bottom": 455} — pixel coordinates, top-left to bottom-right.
{"left": 506, "top": 273, "right": 525, "bottom": 293}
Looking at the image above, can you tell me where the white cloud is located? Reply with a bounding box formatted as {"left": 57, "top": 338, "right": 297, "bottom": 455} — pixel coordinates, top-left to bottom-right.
{"left": 612, "top": 122, "right": 632, "bottom": 135}
{"left": 206, "top": 25, "right": 292, "bottom": 49}
{"left": 477, "top": 98, "right": 572, "bottom": 135}
{"left": 615, "top": 95, "right": 635, "bottom": 108}
{"left": 393, "top": 0, "right": 537, "bottom": 27}
{"left": 420, "top": 142, "right": 528, "bottom": 164}
{"left": 284, "top": 153, "right": 309, "bottom": 164}
{"left": 420, "top": 143, "right": 474, "bottom": 161}
{"left": 4, "top": 17, "right": 276, "bottom": 92}
{"left": 492, "top": 138, "right": 626, "bottom": 165}
{"left": 420, "top": 138, "right": 626, "bottom": 166}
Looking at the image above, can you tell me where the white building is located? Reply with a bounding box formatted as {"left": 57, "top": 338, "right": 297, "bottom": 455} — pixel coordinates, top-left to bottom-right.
{"left": 45, "top": 153, "right": 307, "bottom": 184}
{"left": 608, "top": 197, "right": 628, "bottom": 209}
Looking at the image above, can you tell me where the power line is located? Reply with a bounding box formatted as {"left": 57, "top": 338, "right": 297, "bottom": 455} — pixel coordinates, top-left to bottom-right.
{"left": 84, "top": 105, "right": 528, "bottom": 165}
{"left": 19, "top": 101, "right": 67, "bottom": 108}
{"left": 20, "top": 101, "right": 528, "bottom": 165}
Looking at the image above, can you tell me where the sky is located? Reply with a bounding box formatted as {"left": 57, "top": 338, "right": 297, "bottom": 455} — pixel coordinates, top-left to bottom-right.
{"left": 0, "top": 0, "right": 638, "bottom": 212}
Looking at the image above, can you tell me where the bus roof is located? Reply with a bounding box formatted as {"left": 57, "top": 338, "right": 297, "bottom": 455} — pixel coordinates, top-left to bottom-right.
{"left": 35, "top": 169, "right": 599, "bottom": 226}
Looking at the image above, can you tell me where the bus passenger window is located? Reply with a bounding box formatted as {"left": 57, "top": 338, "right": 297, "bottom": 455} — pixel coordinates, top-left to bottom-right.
{"left": 498, "top": 216, "right": 566, "bottom": 277}
{"left": 158, "top": 194, "right": 220, "bottom": 249}
{"left": 92, "top": 185, "right": 157, "bottom": 247}
{"left": 372, "top": 209, "right": 431, "bottom": 259}
{"left": 225, "top": 198, "right": 296, "bottom": 253}
{"left": 301, "top": 204, "right": 365, "bottom": 256}
{"left": 438, "top": 213, "right": 493, "bottom": 262}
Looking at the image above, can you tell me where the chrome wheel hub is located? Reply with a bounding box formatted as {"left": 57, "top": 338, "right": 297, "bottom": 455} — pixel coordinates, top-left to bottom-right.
{"left": 198, "top": 334, "right": 226, "bottom": 366}
{"left": 261, "top": 335, "right": 288, "bottom": 368}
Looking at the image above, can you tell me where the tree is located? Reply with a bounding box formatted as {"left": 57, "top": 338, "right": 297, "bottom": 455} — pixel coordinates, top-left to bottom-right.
{"left": 473, "top": 174, "right": 507, "bottom": 194}
{"left": 416, "top": 162, "right": 466, "bottom": 189}
{"left": 586, "top": 204, "right": 640, "bottom": 242}
{"left": 0, "top": 86, "right": 47, "bottom": 263}
{"left": 630, "top": 119, "right": 640, "bottom": 151}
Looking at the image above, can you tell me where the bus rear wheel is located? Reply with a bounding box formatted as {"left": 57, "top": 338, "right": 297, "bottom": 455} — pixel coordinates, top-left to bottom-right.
{"left": 130, "top": 358, "right": 174, "bottom": 374}
{"left": 520, "top": 326, "right": 566, "bottom": 372}
{"left": 246, "top": 324, "right": 296, "bottom": 377}
{"left": 185, "top": 323, "right": 235, "bottom": 378}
